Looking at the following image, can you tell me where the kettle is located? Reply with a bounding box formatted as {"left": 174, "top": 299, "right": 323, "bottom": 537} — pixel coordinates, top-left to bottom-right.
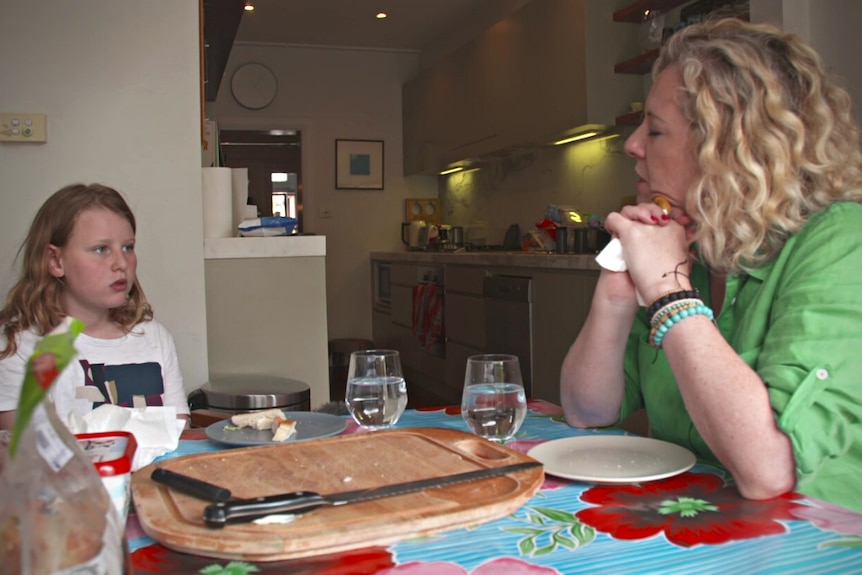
{"left": 401, "top": 220, "right": 427, "bottom": 250}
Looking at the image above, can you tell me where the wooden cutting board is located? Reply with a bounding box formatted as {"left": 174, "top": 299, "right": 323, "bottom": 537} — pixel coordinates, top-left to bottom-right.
{"left": 132, "top": 427, "right": 543, "bottom": 562}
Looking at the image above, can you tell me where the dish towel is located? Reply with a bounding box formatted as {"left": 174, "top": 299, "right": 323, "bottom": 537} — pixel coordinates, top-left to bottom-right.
{"left": 412, "top": 284, "right": 444, "bottom": 350}
{"left": 595, "top": 238, "right": 647, "bottom": 306}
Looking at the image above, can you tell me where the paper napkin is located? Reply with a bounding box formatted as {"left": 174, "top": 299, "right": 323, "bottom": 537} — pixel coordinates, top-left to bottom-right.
{"left": 595, "top": 238, "right": 647, "bottom": 306}
{"left": 66, "top": 404, "right": 183, "bottom": 471}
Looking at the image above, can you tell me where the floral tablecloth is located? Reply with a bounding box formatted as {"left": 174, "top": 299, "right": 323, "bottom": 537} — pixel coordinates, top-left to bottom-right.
{"left": 128, "top": 400, "right": 862, "bottom": 574}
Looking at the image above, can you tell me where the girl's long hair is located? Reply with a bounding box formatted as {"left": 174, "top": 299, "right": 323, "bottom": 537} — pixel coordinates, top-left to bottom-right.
{"left": 0, "top": 183, "right": 153, "bottom": 358}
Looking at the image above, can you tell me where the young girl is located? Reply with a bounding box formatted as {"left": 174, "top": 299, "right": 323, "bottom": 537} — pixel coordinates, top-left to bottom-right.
{"left": 0, "top": 183, "right": 190, "bottom": 429}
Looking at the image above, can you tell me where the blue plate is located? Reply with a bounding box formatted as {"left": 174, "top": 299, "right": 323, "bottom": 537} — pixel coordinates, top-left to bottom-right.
{"left": 205, "top": 411, "right": 347, "bottom": 447}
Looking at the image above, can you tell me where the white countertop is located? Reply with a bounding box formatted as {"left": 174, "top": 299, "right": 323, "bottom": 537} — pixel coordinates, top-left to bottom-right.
{"left": 205, "top": 236, "right": 326, "bottom": 259}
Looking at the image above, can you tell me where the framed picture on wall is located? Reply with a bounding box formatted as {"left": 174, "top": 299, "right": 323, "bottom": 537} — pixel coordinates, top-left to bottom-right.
{"left": 335, "top": 139, "right": 384, "bottom": 190}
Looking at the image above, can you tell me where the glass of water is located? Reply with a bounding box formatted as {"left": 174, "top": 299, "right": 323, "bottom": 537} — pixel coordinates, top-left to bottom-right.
{"left": 345, "top": 349, "right": 408, "bottom": 430}
{"left": 461, "top": 354, "right": 527, "bottom": 442}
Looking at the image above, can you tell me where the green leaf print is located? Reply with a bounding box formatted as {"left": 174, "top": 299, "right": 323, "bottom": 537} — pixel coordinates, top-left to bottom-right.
{"left": 505, "top": 506, "right": 596, "bottom": 557}
{"left": 199, "top": 561, "right": 260, "bottom": 575}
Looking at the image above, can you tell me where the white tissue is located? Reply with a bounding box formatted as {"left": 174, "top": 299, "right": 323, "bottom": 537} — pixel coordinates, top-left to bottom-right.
{"left": 595, "top": 238, "right": 647, "bottom": 306}
{"left": 66, "top": 404, "right": 183, "bottom": 471}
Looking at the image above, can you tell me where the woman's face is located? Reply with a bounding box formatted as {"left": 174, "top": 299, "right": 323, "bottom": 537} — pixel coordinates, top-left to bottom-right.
{"left": 624, "top": 64, "right": 700, "bottom": 217}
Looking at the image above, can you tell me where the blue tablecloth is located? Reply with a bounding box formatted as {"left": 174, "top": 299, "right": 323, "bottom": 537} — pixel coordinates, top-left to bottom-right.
{"left": 128, "top": 401, "right": 862, "bottom": 574}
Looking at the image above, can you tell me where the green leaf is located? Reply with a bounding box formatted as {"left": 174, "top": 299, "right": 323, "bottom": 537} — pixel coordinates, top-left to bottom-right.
{"left": 9, "top": 318, "right": 85, "bottom": 458}
{"left": 822, "top": 536, "right": 862, "bottom": 549}
{"left": 554, "top": 531, "right": 577, "bottom": 550}
{"left": 506, "top": 527, "right": 547, "bottom": 536}
{"left": 518, "top": 536, "right": 538, "bottom": 556}
{"left": 532, "top": 543, "right": 557, "bottom": 557}
{"left": 529, "top": 506, "right": 577, "bottom": 523}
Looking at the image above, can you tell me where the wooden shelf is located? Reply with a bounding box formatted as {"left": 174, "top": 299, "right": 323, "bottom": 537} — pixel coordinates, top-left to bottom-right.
{"left": 615, "top": 111, "right": 645, "bottom": 126}
{"left": 614, "top": 48, "right": 660, "bottom": 75}
{"left": 613, "top": 0, "right": 690, "bottom": 23}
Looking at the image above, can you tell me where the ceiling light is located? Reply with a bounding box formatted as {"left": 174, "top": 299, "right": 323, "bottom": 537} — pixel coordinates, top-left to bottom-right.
{"left": 553, "top": 131, "right": 598, "bottom": 146}
{"left": 439, "top": 167, "right": 464, "bottom": 175}
{"left": 243, "top": 2, "right": 255, "bottom": 12}
{"left": 376, "top": 12, "right": 388, "bottom": 19}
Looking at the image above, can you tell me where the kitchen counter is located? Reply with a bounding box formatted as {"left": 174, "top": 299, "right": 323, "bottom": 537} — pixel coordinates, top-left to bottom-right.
{"left": 205, "top": 236, "right": 325, "bottom": 259}
{"left": 370, "top": 250, "right": 601, "bottom": 271}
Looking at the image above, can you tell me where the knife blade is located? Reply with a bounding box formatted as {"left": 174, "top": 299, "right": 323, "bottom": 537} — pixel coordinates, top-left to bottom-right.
{"left": 202, "top": 460, "right": 542, "bottom": 528}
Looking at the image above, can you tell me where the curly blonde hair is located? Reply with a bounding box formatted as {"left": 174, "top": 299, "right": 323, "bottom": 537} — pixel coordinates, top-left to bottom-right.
{"left": 654, "top": 18, "right": 862, "bottom": 274}
{"left": 0, "top": 183, "right": 153, "bottom": 358}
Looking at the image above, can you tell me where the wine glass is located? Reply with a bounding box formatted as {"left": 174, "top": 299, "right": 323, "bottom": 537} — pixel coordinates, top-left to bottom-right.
{"left": 461, "top": 354, "right": 527, "bottom": 441}
{"left": 345, "top": 349, "right": 408, "bottom": 430}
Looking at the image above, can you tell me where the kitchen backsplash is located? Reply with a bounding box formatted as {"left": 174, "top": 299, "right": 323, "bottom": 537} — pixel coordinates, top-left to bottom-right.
{"left": 438, "top": 132, "right": 638, "bottom": 246}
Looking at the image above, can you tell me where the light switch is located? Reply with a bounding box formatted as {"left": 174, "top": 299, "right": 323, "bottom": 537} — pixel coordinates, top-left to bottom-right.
{"left": 0, "top": 113, "right": 47, "bottom": 143}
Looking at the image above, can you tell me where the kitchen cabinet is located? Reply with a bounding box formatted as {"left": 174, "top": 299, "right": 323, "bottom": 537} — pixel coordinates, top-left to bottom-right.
{"left": 378, "top": 262, "right": 450, "bottom": 408}
{"left": 444, "top": 266, "right": 489, "bottom": 395}
{"left": 371, "top": 255, "right": 601, "bottom": 407}
{"left": 403, "top": 0, "right": 589, "bottom": 175}
{"left": 529, "top": 269, "right": 598, "bottom": 403}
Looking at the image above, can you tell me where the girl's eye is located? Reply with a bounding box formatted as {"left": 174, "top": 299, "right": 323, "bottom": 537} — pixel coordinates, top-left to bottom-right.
{"left": 94, "top": 246, "right": 107, "bottom": 254}
{"left": 123, "top": 244, "right": 135, "bottom": 253}
{"left": 648, "top": 130, "right": 661, "bottom": 137}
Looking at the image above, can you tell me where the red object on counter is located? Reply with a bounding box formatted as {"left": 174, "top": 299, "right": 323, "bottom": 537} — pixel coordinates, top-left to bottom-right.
{"left": 535, "top": 218, "right": 558, "bottom": 241}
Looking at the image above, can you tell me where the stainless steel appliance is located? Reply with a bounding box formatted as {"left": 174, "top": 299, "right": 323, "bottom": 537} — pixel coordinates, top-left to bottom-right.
{"left": 372, "top": 260, "right": 391, "bottom": 310}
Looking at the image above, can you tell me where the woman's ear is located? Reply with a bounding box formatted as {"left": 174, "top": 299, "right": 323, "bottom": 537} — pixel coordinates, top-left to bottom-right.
{"left": 45, "top": 244, "right": 64, "bottom": 278}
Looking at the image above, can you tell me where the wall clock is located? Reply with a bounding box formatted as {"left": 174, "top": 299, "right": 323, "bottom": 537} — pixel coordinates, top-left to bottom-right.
{"left": 231, "top": 63, "right": 278, "bottom": 110}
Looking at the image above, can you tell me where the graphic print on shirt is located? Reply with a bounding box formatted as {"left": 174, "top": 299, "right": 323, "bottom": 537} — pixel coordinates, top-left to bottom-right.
{"left": 80, "top": 359, "right": 165, "bottom": 407}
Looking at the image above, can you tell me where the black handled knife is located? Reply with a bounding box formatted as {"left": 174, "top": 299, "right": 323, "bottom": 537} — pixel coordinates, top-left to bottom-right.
{"left": 151, "top": 467, "right": 233, "bottom": 502}
{"left": 202, "top": 460, "right": 542, "bottom": 528}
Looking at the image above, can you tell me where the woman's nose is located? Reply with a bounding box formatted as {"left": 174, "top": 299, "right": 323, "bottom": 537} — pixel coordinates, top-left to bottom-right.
{"left": 624, "top": 123, "right": 646, "bottom": 159}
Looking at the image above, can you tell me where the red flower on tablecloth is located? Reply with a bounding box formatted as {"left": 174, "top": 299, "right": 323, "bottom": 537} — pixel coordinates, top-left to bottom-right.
{"left": 576, "top": 472, "right": 804, "bottom": 547}
{"left": 131, "top": 544, "right": 395, "bottom": 574}
{"left": 377, "top": 557, "right": 561, "bottom": 574}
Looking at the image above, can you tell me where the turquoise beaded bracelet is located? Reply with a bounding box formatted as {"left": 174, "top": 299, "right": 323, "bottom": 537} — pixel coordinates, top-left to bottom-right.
{"left": 650, "top": 303, "right": 715, "bottom": 348}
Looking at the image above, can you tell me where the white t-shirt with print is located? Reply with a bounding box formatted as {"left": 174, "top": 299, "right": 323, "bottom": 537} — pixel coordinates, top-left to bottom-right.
{"left": 0, "top": 320, "right": 189, "bottom": 421}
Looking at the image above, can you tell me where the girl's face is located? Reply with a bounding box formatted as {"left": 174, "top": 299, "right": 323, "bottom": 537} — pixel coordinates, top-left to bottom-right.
{"left": 624, "top": 64, "right": 700, "bottom": 217}
{"left": 47, "top": 207, "right": 137, "bottom": 323}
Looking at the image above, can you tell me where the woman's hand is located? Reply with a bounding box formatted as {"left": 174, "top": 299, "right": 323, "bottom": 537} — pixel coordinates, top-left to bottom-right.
{"left": 605, "top": 203, "right": 694, "bottom": 303}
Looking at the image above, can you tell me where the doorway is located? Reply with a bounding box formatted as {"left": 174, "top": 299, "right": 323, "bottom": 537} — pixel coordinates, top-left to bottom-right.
{"left": 219, "top": 130, "right": 304, "bottom": 231}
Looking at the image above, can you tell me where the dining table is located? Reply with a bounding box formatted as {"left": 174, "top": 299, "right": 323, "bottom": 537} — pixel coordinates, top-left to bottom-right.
{"left": 127, "top": 399, "right": 862, "bottom": 574}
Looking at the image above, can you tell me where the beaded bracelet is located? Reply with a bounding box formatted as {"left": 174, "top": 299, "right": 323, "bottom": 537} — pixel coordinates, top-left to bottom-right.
{"left": 649, "top": 303, "right": 715, "bottom": 349}
{"left": 645, "top": 289, "right": 701, "bottom": 322}
{"left": 648, "top": 299, "right": 702, "bottom": 344}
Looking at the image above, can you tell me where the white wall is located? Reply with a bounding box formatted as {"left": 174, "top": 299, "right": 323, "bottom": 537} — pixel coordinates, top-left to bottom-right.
{"left": 751, "top": 0, "right": 862, "bottom": 119}
{"left": 0, "top": 1, "right": 209, "bottom": 392}
{"left": 214, "top": 44, "right": 437, "bottom": 342}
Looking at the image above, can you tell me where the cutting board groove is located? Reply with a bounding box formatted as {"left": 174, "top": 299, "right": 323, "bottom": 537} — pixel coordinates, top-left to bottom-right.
{"left": 132, "top": 427, "right": 543, "bottom": 561}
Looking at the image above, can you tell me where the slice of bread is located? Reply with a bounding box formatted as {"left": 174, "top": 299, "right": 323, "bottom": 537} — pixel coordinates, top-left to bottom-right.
{"left": 271, "top": 416, "right": 297, "bottom": 442}
{"left": 230, "top": 408, "right": 285, "bottom": 430}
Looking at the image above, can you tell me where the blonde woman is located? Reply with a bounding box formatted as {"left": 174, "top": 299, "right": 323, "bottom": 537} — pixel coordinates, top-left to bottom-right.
{"left": 561, "top": 18, "right": 862, "bottom": 513}
{"left": 0, "top": 183, "right": 190, "bottom": 428}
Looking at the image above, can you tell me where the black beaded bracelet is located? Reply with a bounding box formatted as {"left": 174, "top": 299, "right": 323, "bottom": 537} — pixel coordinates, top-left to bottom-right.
{"left": 645, "top": 289, "right": 702, "bottom": 322}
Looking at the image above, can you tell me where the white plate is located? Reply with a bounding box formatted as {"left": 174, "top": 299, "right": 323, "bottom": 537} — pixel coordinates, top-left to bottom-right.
{"left": 205, "top": 411, "right": 347, "bottom": 447}
{"left": 527, "top": 435, "right": 696, "bottom": 483}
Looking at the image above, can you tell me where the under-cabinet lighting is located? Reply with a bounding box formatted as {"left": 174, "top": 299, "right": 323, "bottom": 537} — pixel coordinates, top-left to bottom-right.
{"left": 243, "top": 2, "right": 255, "bottom": 12}
{"left": 439, "top": 167, "right": 464, "bottom": 175}
{"left": 376, "top": 12, "right": 388, "bottom": 19}
{"left": 553, "top": 131, "right": 599, "bottom": 146}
